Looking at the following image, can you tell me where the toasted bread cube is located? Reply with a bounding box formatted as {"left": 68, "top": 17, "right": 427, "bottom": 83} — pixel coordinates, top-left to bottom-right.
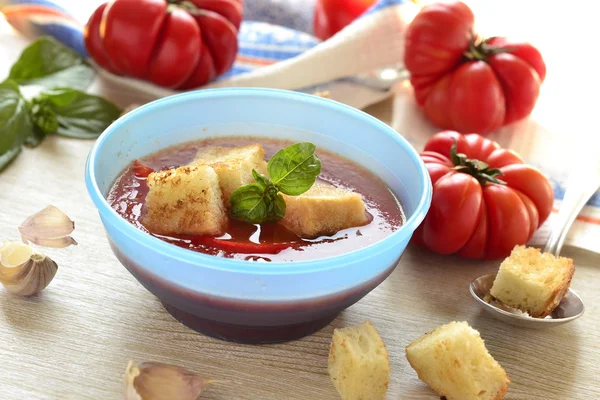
{"left": 191, "top": 144, "right": 268, "bottom": 201}
{"left": 281, "top": 181, "right": 368, "bottom": 238}
{"left": 328, "top": 321, "right": 390, "bottom": 400}
{"left": 490, "top": 245, "right": 575, "bottom": 318}
{"left": 406, "top": 321, "right": 509, "bottom": 400}
{"left": 143, "top": 165, "right": 226, "bottom": 236}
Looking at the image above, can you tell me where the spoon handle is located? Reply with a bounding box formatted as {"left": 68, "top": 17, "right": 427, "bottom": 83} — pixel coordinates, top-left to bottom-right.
{"left": 543, "top": 177, "right": 600, "bottom": 256}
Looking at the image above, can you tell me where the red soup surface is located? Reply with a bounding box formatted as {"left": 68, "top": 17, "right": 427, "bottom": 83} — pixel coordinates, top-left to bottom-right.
{"left": 107, "top": 137, "right": 405, "bottom": 262}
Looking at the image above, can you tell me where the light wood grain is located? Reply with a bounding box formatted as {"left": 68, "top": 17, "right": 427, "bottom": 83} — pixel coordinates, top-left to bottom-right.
{"left": 1, "top": 1, "right": 600, "bottom": 399}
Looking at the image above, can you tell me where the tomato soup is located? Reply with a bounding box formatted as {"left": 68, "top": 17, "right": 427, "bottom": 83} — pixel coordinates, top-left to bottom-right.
{"left": 107, "top": 137, "right": 404, "bottom": 262}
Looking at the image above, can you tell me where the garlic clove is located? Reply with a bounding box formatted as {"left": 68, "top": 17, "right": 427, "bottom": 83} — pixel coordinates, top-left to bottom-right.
{"left": 21, "top": 234, "right": 78, "bottom": 249}
{"left": 124, "top": 361, "right": 215, "bottom": 400}
{"left": 0, "top": 242, "right": 58, "bottom": 296}
{"left": 19, "top": 205, "right": 77, "bottom": 248}
{"left": 0, "top": 241, "right": 34, "bottom": 268}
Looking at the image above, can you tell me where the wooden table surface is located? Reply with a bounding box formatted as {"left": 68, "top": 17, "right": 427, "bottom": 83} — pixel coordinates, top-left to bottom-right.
{"left": 1, "top": 1, "right": 599, "bottom": 399}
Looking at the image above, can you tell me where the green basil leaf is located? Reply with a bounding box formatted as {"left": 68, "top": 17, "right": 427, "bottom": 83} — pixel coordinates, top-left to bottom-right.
{"left": 31, "top": 88, "right": 121, "bottom": 139}
{"left": 23, "top": 125, "right": 46, "bottom": 148}
{"left": 230, "top": 183, "right": 269, "bottom": 224}
{"left": 267, "top": 142, "right": 321, "bottom": 196}
{"left": 0, "top": 80, "right": 31, "bottom": 171}
{"left": 29, "top": 100, "right": 59, "bottom": 135}
{"left": 230, "top": 142, "right": 322, "bottom": 224}
{"left": 9, "top": 37, "right": 95, "bottom": 90}
{"left": 231, "top": 174, "right": 284, "bottom": 224}
{"left": 268, "top": 192, "right": 286, "bottom": 222}
{"left": 0, "top": 145, "right": 22, "bottom": 172}
{"left": 252, "top": 169, "right": 272, "bottom": 190}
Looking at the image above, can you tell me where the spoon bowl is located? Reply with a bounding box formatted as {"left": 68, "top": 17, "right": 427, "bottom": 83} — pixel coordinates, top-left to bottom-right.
{"left": 470, "top": 273, "right": 585, "bottom": 328}
{"left": 469, "top": 169, "right": 598, "bottom": 329}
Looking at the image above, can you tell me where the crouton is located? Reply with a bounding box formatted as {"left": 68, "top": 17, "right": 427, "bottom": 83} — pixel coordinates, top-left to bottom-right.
{"left": 490, "top": 245, "right": 575, "bottom": 318}
{"left": 142, "top": 165, "right": 226, "bottom": 236}
{"left": 405, "top": 321, "right": 510, "bottom": 400}
{"left": 190, "top": 144, "right": 268, "bottom": 202}
{"left": 280, "top": 181, "right": 369, "bottom": 238}
{"left": 328, "top": 321, "right": 390, "bottom": 400}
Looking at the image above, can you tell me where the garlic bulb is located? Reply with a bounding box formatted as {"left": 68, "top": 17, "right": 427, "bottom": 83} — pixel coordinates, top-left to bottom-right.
{"left": 19, "top": 205, "right": 77, "bottom": 248}
{"left": 0, "top": 241, "right": 58, "bottom": 296}
{"left": 124, "top": 361, "right": 215, "bottom": 400}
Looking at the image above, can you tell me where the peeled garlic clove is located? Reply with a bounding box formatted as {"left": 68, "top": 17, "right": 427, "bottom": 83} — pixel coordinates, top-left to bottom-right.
{"left": 19, "top": 205, "right": 74, "bottom": 237}
{"left": 125, "top": 361, "right": 215, "bottom": 400}
{"left": 0, "top": 242, "right": 58, "bottom": 296}
{"left": 0, "top": 241, "right": 34, "bottom": 269}
{"left": 21, "top": 234, "right": 78, "bottom": 249}
{"left": 19, "top": 205, "right": 77, "bottom": 248}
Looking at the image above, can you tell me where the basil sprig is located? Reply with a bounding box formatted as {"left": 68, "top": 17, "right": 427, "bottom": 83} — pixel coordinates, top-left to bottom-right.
{"left": 8, "top": 37, "right": 95, "bottom": 90}
{"left": 0, "top": 81, "right": 31, "bottom": 172}
{"left": 30, "top": 89, "right": 121, "bottom": 139}
{"left": 0, "top": 37, "right": 122, "bottom": 173}
{"left": 230, "top": 142, "right": 322, "bottom": 224}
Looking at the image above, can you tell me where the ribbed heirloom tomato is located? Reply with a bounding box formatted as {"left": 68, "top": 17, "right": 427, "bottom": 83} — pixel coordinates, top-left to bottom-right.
{"left": 404, "top": 1, "right": 546, "bottom": 133}
{"left": 84, "top": 0, "right": 242, "bottom": 89}
{"left": 413, "top": 131, "right": 554, "bottom": 260}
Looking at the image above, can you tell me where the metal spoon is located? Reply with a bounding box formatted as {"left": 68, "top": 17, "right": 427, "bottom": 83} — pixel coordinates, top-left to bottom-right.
{"left": 470, "top": 176, "right": 598, "bottom": 328}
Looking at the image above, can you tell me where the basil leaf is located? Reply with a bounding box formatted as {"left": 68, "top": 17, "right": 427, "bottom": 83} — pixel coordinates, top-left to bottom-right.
{"left": 231, "top": 174, "right": 286, "bottom": 223}
{"left": 230, "top": 183, "right": 268, "bottom": 224}
{"left": 252, "top": 169, "right": 271, "bottom": 190}
{"left": 30, "top": 88, "right": 121, "bottom": 139}
{"left": 267, "top": 142, "right": 322, "bottom": 196}
{"left": 268, "top": 192, "right": 286, "bottom": 222}
{"left": 29, "top": 100, "right": 59, "bottom": 135}
{"left": 230, "top": 142, "right": 321, "bottom": 224}
{"left": 23, "top": 125, "right": 46, "bottom": 148}
{"left": 0, "top": 145, "right": 22, "bottom": 172}
{"left": 0, "top": 80, "right": 31, "bottom": 171}
{"left": 9, "top": 37, "right": 95, "bottom": 90}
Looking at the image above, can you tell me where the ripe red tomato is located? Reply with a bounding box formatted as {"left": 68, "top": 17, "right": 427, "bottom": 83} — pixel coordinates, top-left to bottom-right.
{"left": 84, "top": 0, "right": 242, "bottom": 89}
{"left": 413, "top": 131, "right": 554, "bottom": 259}
{"left": 404, "top": 1, "right": 546, "bottom": 133}
{"left": 313, "top": 0, "right": 376, "bottom": 40}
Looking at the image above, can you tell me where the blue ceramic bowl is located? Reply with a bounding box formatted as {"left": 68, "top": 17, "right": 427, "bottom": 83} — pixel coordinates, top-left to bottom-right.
{"left": 85, "top": 88, "right": 432, "bottom": 343}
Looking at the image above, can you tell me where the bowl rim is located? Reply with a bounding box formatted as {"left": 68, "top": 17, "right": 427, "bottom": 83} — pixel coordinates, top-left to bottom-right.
{"left": 85, "top": 88, "right": 432, "bottom": 275}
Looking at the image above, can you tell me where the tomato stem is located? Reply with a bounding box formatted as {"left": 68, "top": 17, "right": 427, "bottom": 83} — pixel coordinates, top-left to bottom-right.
{"left": 166, "top": 0, "right": 199, "bottom": 13}
{"left": 463, "top": 35, "right": 513, "bottom": 62}
{"left": 450, "top": 141, "right": 506, "bottom": 185}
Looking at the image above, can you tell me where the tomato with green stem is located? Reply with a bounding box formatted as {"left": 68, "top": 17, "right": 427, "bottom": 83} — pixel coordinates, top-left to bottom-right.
{"left": 404, "top": 1, "right": 546, "bottom": 133}
{"left": 84, "top": 0, "right": 242, "bottom": 89}
{"left": 414, "top": 131, "right": 554, "bottom": 259}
